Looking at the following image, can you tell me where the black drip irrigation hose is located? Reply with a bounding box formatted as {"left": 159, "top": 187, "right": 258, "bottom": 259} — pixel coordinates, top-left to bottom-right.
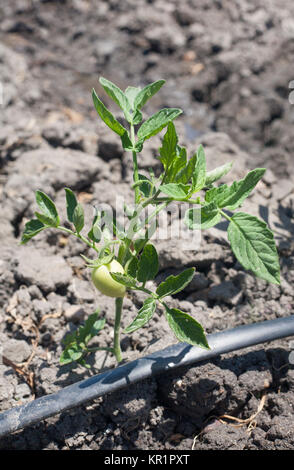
{"left": 0, "top": 315, "right": 294, "bottom": 438}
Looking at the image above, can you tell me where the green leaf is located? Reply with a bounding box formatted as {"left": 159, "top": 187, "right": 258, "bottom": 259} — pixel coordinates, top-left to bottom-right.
{"left": 159, "top": 121, "right": 178, "bottom": 170}
{"left": 92, "top": 88, "right": 130, "bottom": 139}
{"left": 72, "top": 203, "right": 84, "bottom": 234}
{"left": 34, "top": 212, "right": 57, "bottom": 227}
{"left": 126, "top": 256, "right": 138, "bottom": 278}
{"left": 60, "top": 311, "right": 105, "bottom": 365}
{"left": 135, "top": 140, "right": 144, "bottom": 153}
{"left": 81, "top": 251, "right": 114, "bottom": 268}
{"left": 65, "top": 188, "right": 78, "bottom": 223}
{"left": 110, "top": 272, "right": 137, "bottom": 288}
{"left": 190, "top": 145, "right": 206, "bottom": 194}
{"left": 159, "top": 183, "right": 190, "bottom": 199}
{"left": 124, "top": 86, "right": 141, "bottom": 109}
{"left": 135, "top": 174, "right": 155, "bottom": 198}
{"left": 35, "top": 190, "right": 59, "bottom": 227}
{"left": 175, "top": 151, "right": 197, "bottom": 184}
{"left": 125, "top": 297, "right": 156, "bottom": 333}
{"left": 205, "top": 161, "right": 233, "bottom": 186}
{"left": 158, "top": 124, "right": 190, "bottom": 184}
{"left": 60, "top": 343, "right": 83, "bottom": 364}
{"left": 88, "top": 214, "right": 102, "bottom": 243}
{"left": 20, "top": 219, "right": 46, "bottom": 244}
{"left": 99, "top": 77, "right": 131, "bottom": 120}
{"left": 132, "top": 109, "right": 143, "bottom": 125}
{"left": 164, "top": 306, "right": 209, "bottom": 349}
{"left": 227, "top": 212, "right": 280, "bottom": 284}
{"left": 134, "top": 237, "right": 147, "bottom": 255}
{"left": 137, "top": 108, "right": 182, "bottom": 143}
{"left": 205, "top": 168, "right": 266, "bottom": 210}
{"left": 156, "top": 268, "right": 195, "bottom": 298}
{"left": 137, "top": 243, "right": 159, "bottom": 283}
{"left": 77, "top": 358, "right": 91, "bottom": 369}
{"left": 77, "top": 311, "right": 105, "bottom": 345}
{"left": 134, "top": 79, "right": 165, "bottom": 110}
{"left": 184, "top": 202, "right": 221, "bottom": 230}
{"left": 120, "top": 131, "right": 134, "bottom": 151}
{"left": 165, "top": 146, "right": 187, "bottom": 183}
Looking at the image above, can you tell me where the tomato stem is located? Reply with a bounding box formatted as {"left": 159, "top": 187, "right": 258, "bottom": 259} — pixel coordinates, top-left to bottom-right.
{"left": 130, "top": 123, "right": 140, "bottom": 206}
{"left": 114, "top": 297, "right": 123, "bottom": 363}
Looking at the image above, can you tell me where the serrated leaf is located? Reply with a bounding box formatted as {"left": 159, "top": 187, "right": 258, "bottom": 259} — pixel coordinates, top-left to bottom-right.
{"left": 205, "top": 168, "right": 266, "bottom": 210}
{"left": 156, "top": 268, "right": 195, "bottom": 298}
{"left": 159, "top": 121, "right": 178, "bottom": 170}
{"left": 164, "top": 306, "right": 209, "bottom": 349}
{"left": 190, "top": 145, "right": 206, "bottom": 193}
{"left": 72, "top": 203, "right": 84, "bottom": 233}
{"left": 21, "top": 219, "right": 46, "bottom": 244}
{"left": 99, "top": 77, "right": 131, "bottom": 120}
{"left": 159, "top": 183, "right": 190, "bottom": 199}
{"left": 92, "top": 88, "right": 129, "bottom": 138}
{"left": 184, "top": 202, "right": 221, "bottom": 230}
{"left": 158, "top": 124, "right": 190, "bottom": 184}
{"left": 35, "top": 190, "right": 59, "bottom": 227}
{"left": 175, "top": 151, "right": 197, "bottom": 184}
{"left": 137, "top": 243, "right": 159, "bottom": 283}
{"left": 110, "top": 272, "right": 137, "bottom": 288}
{"left": 165, "top": 145, "right": 187, "bottom": 183}
{"left": 137, "top": 108, "right": 182, "bottom": 143}
{"left": 134, "top": 79, "right": 165, "bottom": 110}
{"left": 125, "top": 297, "right": 156, "bottom": 333}
{"left": 65, "top": 188, "right": 78, "bottom": 223}
{"left": 227, "top": 212, "right": 280, "bottom": 284}
{"left": 205, "top": 161, "right": 233, "bottom": 186}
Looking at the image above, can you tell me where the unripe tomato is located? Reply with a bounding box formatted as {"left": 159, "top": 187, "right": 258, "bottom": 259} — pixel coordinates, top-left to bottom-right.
{"left": 91, "top": 259, "right": 126, "bottom": 298}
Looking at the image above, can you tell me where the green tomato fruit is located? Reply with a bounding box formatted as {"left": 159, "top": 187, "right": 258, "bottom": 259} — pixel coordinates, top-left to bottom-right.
{"left": 91, "top": 259, "right": 126, "bottom": 298}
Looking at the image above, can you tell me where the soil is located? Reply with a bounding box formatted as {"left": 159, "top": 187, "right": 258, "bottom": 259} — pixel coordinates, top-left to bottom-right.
{"left": 1, "top": 0, "right": 294, "bottom": 451}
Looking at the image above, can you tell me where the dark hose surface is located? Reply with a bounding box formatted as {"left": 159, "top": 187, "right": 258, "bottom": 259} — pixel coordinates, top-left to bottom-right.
{"left": 0, "top": 315, "right": 294, "bottom": 438}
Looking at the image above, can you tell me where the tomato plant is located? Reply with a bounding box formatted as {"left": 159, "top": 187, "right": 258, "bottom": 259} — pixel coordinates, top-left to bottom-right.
{"left": 21, "top": 77, "right": 280, "bottom": 366}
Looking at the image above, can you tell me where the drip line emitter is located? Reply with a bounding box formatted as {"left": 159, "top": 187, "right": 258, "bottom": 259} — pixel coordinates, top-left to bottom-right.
{"left": 0, "top": 315, "right": 293, "bottom": 438}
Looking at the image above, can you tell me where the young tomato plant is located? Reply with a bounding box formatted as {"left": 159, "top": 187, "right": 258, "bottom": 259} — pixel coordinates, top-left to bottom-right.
{"left": 21, "top": 77, "right": 280, "bottom": 367}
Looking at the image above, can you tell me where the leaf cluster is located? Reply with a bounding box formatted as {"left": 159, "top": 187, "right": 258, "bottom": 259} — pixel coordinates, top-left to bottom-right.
{"left": 60, "top": 311, "right": 106, "bottom": 368}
